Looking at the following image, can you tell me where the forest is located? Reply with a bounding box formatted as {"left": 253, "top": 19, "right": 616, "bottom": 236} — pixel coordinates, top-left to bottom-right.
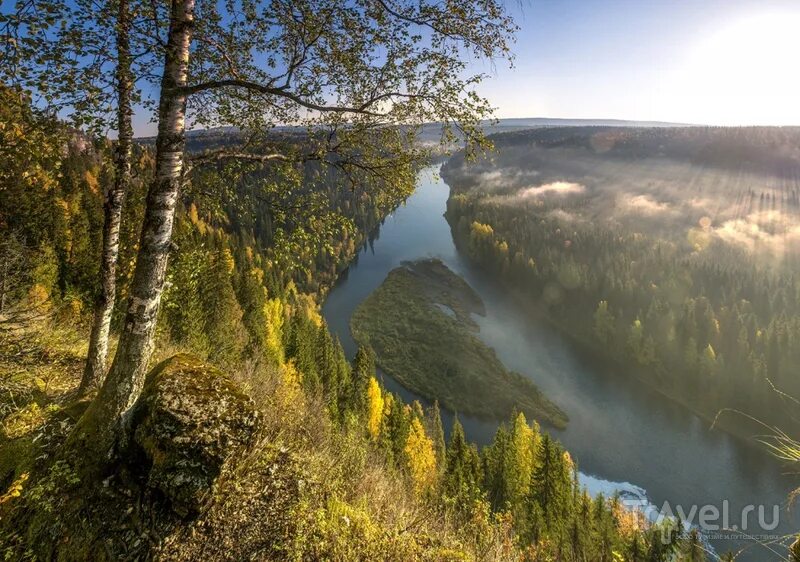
{"left": 2, "top": 0, "right": 799, "bottom": 559}
{"left": 0, "top": 83, "right": 710, "bottom": 561}
{"left": 443, "top": 126, "right": 800, "bottom": 436}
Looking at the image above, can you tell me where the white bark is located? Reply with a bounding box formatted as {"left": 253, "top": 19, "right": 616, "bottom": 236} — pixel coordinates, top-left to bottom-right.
{"left": 75, "top": 0, "right": 195, "bottom": 454}
{"left": 80, "top": 0, "right": 134, "bottom": 394}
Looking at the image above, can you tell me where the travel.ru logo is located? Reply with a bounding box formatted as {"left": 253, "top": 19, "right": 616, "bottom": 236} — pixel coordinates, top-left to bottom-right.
{"left": 622, "top": 498, "right": 781, "bottom": 542}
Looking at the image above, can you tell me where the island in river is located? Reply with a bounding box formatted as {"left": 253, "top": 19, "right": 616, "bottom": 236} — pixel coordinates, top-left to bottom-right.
{"left": 351, "top": 258, "right": 567, "bottom": 428}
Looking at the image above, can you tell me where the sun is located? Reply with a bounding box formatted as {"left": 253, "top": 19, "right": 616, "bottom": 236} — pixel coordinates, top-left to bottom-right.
{"left": 673, "top": 11, "right": 800, "bottom": 125}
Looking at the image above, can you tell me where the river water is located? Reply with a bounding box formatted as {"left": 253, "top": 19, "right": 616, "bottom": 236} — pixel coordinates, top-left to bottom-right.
{"left": 322, "top": 167, "right": 799, "bottom": 560}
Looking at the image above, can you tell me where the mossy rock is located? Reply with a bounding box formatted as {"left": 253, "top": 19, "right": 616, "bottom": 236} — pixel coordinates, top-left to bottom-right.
{"left": 129, "top": 354, "right": 261, "bottom": 517}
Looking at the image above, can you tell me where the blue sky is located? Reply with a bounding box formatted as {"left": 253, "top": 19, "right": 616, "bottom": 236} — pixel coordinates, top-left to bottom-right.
{"left": 127, "top": 0, "right": 800, "bottom": 134}
{"left": 474, "top": 0, "right": 800, "bottom": 126}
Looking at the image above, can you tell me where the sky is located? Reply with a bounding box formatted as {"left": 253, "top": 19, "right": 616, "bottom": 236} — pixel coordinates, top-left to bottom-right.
{"left": 124, "top": 0, "right": 800, "bottom": 135}
{"left": 473, "top": 0, "right": 800, "bottom": 126}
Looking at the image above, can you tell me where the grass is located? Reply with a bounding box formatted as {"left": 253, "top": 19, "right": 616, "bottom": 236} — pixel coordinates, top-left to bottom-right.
{"left": 351, "top": 259, "right": 567, "bottom": 428}
{"left": 0, "top": 311, "right": 515, "bottom": 561}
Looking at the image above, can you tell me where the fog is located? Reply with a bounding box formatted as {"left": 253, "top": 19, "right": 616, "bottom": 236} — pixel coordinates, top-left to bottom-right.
{"left": 445, "top": 127, "right": 800, "bottom": 262}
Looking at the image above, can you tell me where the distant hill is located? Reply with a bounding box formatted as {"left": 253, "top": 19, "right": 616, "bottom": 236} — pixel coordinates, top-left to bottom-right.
{"left": 136, "top": 117, "right": 695, "bottom": 144}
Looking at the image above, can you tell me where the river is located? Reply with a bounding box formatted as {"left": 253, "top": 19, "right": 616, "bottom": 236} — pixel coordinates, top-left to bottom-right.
{"left": 322, "top": 166, "right": 799, "bottom": 560}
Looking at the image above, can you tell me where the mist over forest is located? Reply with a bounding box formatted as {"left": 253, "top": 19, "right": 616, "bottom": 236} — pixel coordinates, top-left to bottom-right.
{"left": 446, "top": 127, "right": 800, "bottom": 264}
{"left": 442, "top": 126, "right": 800, "bottom": 448}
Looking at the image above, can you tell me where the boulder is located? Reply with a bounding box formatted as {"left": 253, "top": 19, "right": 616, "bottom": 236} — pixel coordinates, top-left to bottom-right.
{"left": 130, "top": 354, "right": 260, "bottom": 517}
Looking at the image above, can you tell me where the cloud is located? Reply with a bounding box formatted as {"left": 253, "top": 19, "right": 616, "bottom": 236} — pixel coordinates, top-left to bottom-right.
{"left": 519, "top": 181, "right": 585, "bottom": 198}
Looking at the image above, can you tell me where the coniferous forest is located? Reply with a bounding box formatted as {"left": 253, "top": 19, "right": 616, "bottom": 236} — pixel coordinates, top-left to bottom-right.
{"left": 444, "top": 127, "right": 800, "bottom": 437}
{"left": 0, "top": 84, "right": 690, "bottom": 561}
{"left": 2, "top": 1, "right": 800, "bottom": 561}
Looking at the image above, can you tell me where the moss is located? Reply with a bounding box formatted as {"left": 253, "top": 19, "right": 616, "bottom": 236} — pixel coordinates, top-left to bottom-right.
{"left": 130, "top": 354, "right": 261, "bottom": 517}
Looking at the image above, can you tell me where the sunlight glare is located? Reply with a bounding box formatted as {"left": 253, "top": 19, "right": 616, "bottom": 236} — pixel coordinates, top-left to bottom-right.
{"left": 674, "top": 12, "right": 800, "bottom": 125}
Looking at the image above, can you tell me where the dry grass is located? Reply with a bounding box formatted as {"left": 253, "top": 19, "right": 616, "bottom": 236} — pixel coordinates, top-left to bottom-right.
{"left": 0, "top": 315, "right": 519, "bottom": 561}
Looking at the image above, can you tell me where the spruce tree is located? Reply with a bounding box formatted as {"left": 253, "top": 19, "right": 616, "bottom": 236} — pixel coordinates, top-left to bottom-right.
{"left": 201, "top": 247, "right": 246, "bottom": 364}
{"left": 482, "top": 423, "right": 510, "bottom": 510}
{"left": 429, "top": 400, "right": 447, "bottom": 476}
{"left": 443, "top": 416, "right": 483, "bottom": 515}
{"left": 286, "top": 313, "right": 320, "bottom": 391}
{"left": 528, "top": 434, "right": 571, "bottom": 542}
{"left": 315, "top": 322, "right": 339, "bottom": 416}
{"left": 236, "top": 266, "right": 268, "bottom": 353}
{"left": 348, "top": 346, "right": 375, "bottom": 417}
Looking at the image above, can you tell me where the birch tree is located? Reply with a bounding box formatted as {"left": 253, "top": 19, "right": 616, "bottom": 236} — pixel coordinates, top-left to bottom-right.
{"left": 1, "top": 0, "right": 155, "bottom": 391}
{"left": 63, "top": 0, "right": 516, "bottom": 456}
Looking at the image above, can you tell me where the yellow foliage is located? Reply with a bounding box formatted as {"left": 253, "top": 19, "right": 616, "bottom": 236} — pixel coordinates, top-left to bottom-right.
{"left": 187, "top": 202, "right": 207, "bottom": 235}
{"left": 2, "top": 403, "right": 46, "bottom": 439}
{"left": 67, "top": 297, "right": 83, "bottom": 317}
{"left": 613, "top": 500, "right": 648, "bottom": 537}
{"left": 366, "top": 377, "right": 384, "bottom": 439}
{"left": 27, "top": 283, "right": 50, "bottom": 306}
{"left": 404, "top": 417, "right": 437, "bottom": 496}
{"left": 563, "top": 451, "right": 575, "bottom": 474}
{"left": 383, "top": 392, "right": 394, "bottom": 418}
{"left": 251, "top": 267, "right": 264, "bottom": 283}
{"left": 294, "top": 293, "right": 322, "bottom": 327}
{"left": 279, "top": 360, "right": 304, "bottom": 406}
{"left": 264, "top": 298, "right": 285, "bottom": 365}
{"left": 508, "top": 412, "right": 538, "bottom": 506}
{"left": 83, "top": 169, "right": 99, "bottom": 194}
{"left": 221, "top": 248, "right": 235, "bottom": 274}
{"left": 470, "top": 221, "right": 494, "bottom": 238}
{"left": 0, "top": 472, "right": 28, "bottom": 507}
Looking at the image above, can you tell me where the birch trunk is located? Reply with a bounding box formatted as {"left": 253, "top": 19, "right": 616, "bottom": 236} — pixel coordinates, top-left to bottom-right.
{"left": 74, "top": 0, "right": 195, "bottom": 456}
{"left": 79, "top": 0, "right": 133, "bottom": 394}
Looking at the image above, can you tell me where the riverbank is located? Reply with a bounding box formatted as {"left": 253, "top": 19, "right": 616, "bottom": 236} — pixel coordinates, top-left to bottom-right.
{"left": 350, "top": 259, "right": 567, "bottom": 427}
{"left": 445, "top": 212, "right": 771, "bottom": 446}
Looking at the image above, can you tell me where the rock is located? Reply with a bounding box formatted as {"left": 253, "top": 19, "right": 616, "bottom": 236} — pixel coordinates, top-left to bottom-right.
{"left": 129, "top": 354, "right": 261, "bottom": 517}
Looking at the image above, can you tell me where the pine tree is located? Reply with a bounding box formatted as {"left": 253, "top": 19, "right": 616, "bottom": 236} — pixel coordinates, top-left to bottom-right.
{"left": 315, "top": 323, "right": 339, "bottom": 416}
{"left": 286, "top": 312, "right": 320, "bottom": 391}
{"left": 628, "top": 534, "right": 644, "bottom": 562}
{"left": 594, "top": 300, "right": 615, "bottom": 345}
{"left": 163, "top": 247, "right": 209, "bottom": 356}
{"left": 700, "top": 344, "right": 717, "bottom": 376}
{"left": 385, "top": 396, "right": 412, "bottom": 466}
{"left": 591, "top": 494, "right": 616, "bottom": 562}
{"left": 333, "top": 338, "right": 352, "bottom": 421}
{"left": 482, "top": 423, "right": 510, "bottom": 509}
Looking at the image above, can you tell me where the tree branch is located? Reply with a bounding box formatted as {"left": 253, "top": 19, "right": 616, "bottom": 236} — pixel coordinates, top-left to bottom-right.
{"left": 176, "top": 79, "right": 391, "bottom": 117}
